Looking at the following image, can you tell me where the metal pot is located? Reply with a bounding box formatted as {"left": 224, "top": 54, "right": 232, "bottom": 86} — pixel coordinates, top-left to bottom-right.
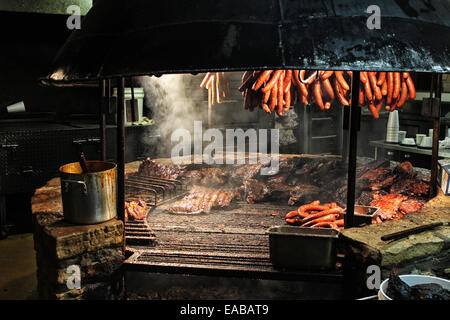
{"left": 59, "top": 160, "right": 117, "bottom": 224}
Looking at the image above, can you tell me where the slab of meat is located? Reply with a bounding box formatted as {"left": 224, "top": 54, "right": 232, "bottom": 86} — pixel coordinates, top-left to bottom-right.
{"left": 390, "top": 178, "right": 430, "bottom": 197}
{"left": 399, "top": 198, "right": 425, "bottom": 214}
{"left": 288, "top": 184, "right": 328, "bottom": 206}
{"left": 359, "top": 167, "right": 396, "bottom": 191}
{"left": 182, "top": 169, "right": 204, "bottom": 184}
{"left": 267, "top": 173, "right": 289, "bottom": 184}
{"left": 267, "top": 182, "right": 292, "bottom": 201}
{"left": 125, "top": 200, "right": 148, "bottom": 221}
{"left": 138, "top": 157, "right": 184, "bottom": 180}
{"left": 231, "top": 163, "right": 263, "bottom": 184}
{"left": 199, "top": 168, "right": 228, "bottom": 186}
{"left": 394, "top": 161, "right": 417, "bottom": 179}
{"left": 370, "top": 194, "right": 409, "bottom": 221}
{"left": 167, "top": 187, "right": 236, "bottom": 214}
{"left": 244, "top": 179, "right": 272, "bottom": 204}
{"left": 357, "top": 190, "right": 389, "bottom": 206}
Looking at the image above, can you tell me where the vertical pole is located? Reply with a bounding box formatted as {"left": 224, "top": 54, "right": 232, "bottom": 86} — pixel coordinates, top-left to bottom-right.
{"left": 343, "top": 70, "right": 361, "bottom": 300}
{"left": 100, "top": 79, "right": 107, "bottom": 161}
{"left": 116, "top": 78, "right": 125, "bottom": 223}
{"left": 430, "top": 74, "right": 442, "bottom": 198}
{"left": 345, "top": 71, "right": 361, "bottom": 229}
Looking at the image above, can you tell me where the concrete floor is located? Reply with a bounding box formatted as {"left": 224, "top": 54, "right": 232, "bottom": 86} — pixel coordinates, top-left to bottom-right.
{"left": 0, "top": 233, "right": 39, "bottom": 300}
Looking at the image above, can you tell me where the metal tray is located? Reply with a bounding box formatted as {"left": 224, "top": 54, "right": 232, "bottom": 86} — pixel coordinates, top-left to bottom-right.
{"left": 266, "top": 226, "right": 340, "bottom": 271}
{"left": 342, "top": 206, "right": 380, "bottom": 226}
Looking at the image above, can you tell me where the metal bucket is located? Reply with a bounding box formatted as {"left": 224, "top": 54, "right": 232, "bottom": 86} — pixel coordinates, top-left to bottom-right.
{"left": 59, "top": 160, "right": 117, "bottom": 224}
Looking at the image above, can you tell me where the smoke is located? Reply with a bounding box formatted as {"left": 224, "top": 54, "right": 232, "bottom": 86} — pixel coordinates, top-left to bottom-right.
{"left": 137, "top": 74, "right": 201, "bottom": 157}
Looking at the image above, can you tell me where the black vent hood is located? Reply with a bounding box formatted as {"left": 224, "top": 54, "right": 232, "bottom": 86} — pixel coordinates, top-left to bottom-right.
{"left": 42, "top": 0, "right": 450, "bottom": 85}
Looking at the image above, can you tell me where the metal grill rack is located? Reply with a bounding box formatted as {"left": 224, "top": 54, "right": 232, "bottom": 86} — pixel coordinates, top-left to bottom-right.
{"left": 125, "top": 173, "right": 185, "bottom": 206}
{"left": 124, "top": 174, "right": 187, "bottom": 245}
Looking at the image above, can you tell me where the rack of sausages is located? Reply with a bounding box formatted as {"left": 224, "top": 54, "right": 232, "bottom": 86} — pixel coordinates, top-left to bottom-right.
{"left": 284, "top": 200, "right": 344, "bottom": 230}
{"left": 238, "top": 70, "right": 416, "bottom": 119}
{"left": 200, "top": 72, "right": 232, "bottom": 105}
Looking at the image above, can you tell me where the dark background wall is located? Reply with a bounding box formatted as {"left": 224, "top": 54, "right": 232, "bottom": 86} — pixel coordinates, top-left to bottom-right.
{"left": 0, "top": 11, "right": 97, "bottom": 117}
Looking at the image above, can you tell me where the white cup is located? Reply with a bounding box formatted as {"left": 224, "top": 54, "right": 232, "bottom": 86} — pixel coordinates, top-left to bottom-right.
{"left": 429, "top": 129, "right": 434, "bottom": 137}
{"left": 416, "top": 134, "right": 426, "bottom": 145}
{"left": 420, "top": 136, "right": 433, "bottom": 148}
{"left": 398, "top": 131, "right": 407, "bottom": 142}
{"left": 6, "top": 101, "right": 26, "bottom": 113}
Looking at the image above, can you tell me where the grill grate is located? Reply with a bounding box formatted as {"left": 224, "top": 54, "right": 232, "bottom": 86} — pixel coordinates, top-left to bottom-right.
{"left": 125, "top": 173, "right": 185, "bottom": 206}
{"left": 124, "top": 173, "right": 186, "bottom": 245}
{"left": 124, "top": 220, "right": 157, "bottom": 246}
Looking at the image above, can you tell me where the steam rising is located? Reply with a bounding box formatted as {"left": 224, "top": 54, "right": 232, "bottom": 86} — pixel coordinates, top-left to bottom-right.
{"left": 137, "top": 74, "right": 202, "bottom": 157}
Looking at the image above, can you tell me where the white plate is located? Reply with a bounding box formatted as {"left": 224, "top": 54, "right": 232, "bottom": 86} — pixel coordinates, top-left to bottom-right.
{"left": 379, "top": 274, "right": 450, "bottom": 300}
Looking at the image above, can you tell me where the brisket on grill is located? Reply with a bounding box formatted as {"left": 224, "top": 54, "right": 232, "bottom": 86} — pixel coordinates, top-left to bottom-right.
{"left": 357, "top": 190, "right": 389, "bottom": 206}
{"left": 138, "top": 157, "right": 184, "bottom": 180}
{"left": 390, "top": 178, "right": 430, "bottom": 197}
{"left": 359, "top": 167, "right": 396, "bottom": 191}
{"left": 199, "top": 168, "right": 228, "bottom": 186}
{"left": 231, "top": 163, "right": 263, "bottom": 184}
{"left": 243, "top": 179, "right": 272, "bottom": 204}
{"left": 288, "top": 184, "right": 328, "bottom": 206}
{"left": 167, "top": 187, "right": 236, "bottom": 214}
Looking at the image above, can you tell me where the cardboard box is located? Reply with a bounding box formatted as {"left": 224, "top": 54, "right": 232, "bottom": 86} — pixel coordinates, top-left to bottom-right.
{"left": 437, "top": 159, "right": 450, "bottom": 195}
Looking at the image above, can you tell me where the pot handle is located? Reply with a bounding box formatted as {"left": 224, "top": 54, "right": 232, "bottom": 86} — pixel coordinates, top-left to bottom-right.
{"left": 61, "top": 179, "right": 88, "bottom": 196}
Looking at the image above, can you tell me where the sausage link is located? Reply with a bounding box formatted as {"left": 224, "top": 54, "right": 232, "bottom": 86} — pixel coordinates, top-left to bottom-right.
{"left": 322, "top": 78, "right": 335, "bottom": 100}
{"left": 293, "top": 70, "right": 309, "bottom": 97}
{"left": 320, "top": 71, "right": 334, "bottom": 80}
{"left": 405, "top": 73, "right": 416, "bottom": 99}
{"left": 334, "top": 78, "right": 350, "bottom": 106}
{"left": 381, "top": 79, "right": 388, "bottom": 96}
{"left": 313, "top": 80, "right": 325, "bottom": 110}
{"left": 283, "top": 70, "right": 293, "bottom": 92}
{"left": 277, "top": 71, "right": 285, "bottom": 114}
{"left": 369, "top": 72, "right": 382, "bottom": 101}
{"left": 284, "top": 83, "right": 291, "bottom": 112}
{"left": 301, "top": 207, "right": 342, "bottom": 224}
{"left": 301, "top": 214, "right": 336, "bottom": 227}
{"left": 377, "top": 72, "right": 386, "bottom": 86}
{"left": 397, "top": 79, "right": 409, "bottom": 108}
{"left": 269, "top": 83, "right": 278, "bottom": 111}
{"left": 393, "top": 72, "right": 401, "bottom": 100}
{"left": 252, "top": 70, "right": 273, "bottom": 91}
{"left": 360, "top": 71, "right": 368, "bottom": 84}
{"left": 310, "top": 222, "right": 339, "bottom": 229}
{"left": 368, "top": 101, "right": 379, "bottom": 119}
{"left": 363, "top": 78, "right": 373, "bottom": 102}
{"left": 335, "top": 71, "right": 350, "bottom": 91}
{"left": 387, "top": 72, "right": 394, "bottom": 104}
{"left": 262, "top": 70, "right": 283, "bottom": 93}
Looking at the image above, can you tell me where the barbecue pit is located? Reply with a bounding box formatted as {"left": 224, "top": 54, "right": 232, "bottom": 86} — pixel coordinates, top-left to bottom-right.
{"left": 32, "top": 0, "right": 450, "bottom": 300}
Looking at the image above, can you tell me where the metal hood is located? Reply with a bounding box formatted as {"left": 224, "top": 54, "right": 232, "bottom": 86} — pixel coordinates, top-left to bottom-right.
{"left": 42, "top": 0, "right": 450, "bottom": 85}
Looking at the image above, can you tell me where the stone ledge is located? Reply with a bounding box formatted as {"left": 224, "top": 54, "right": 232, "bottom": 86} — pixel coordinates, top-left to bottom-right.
{"left": 380, "top": 226, "right": 448, "bottom": 266}
{"left": 34, "top": 215, "right": 124, "bottom": 261}
{"left": 32, "top": 172, "right": 127, "bottom": 300}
